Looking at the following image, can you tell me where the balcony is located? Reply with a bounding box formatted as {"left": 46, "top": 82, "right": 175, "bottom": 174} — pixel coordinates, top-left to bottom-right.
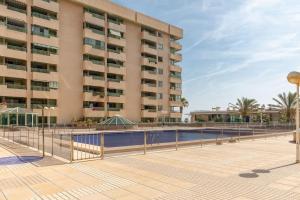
{"left": 0, "top": 24, "right": 26, "bottom": 41}
{"left": 141, "top": 44, "right": 157, "bottom": 55}
{"left": 83, "top": 60, "right": 105, "bottom": 72}
{"left": 108, "top": 51, "right": 126, "bottom": 62}
{"left": 108, "top": 21, "right": 126, "bottom": 33}
{"left": 0, "top": 64, "right": 27, "bottom": 79}
{"left": 0, "top": 4, "right": 26, "bottom": 21}
{"left": 170, "top": 87, "right": 182, "bottom": 96}
{"left": 84, "top": 12, "right": 105, "bottom": 27}
{"left": 141, "top": 70, "right": 157, "bottom": 80}
{"left": 142, "top": 109, "right": 158, "bottom": 118}
{"left": 169, "top": 76, "right": 182, "bottom": 84}
{"left": 83, "top": 108, "right": 105, "bottom": 118}
{"left": 0, "top": 44, "right": 26, "bottom": 60}
{"left": 83, "top": 91, "right": 105, "bottom": 102}
{"left": 32, "top": 0, "right": 59, "bottom": 13}
{"left": 83, "top": 45, "right": 105, "bottom": 57}
{"left": 31, "top": 70, "right": 58, "bottom": 82}
{"left": 169, "top": 100, "right": 183, "bottom": 107}
{"left": 0, "top": 84, "right": 27, "bottom": 97}
{"left": 32, "top": 51, "right": 58, "bottom": 65}
{"left": 142, "top": 31, "right": 157, "bottom": 42}
{"left": 108, "top": 36, "right": 126, "bottom": 47}
{"left": 107, "top": 64, "right": 126, "bottom": 74}
{"left": 107, "top": 93, "right": 125, "bottom": 103}
{"left": 170, "top": 41, "right": 182, "bottom": 51}
{"left": 32, "top": 34, "right": 59, "bottom": 47}
{"left": 107, "top": 79, "right": 125, "bottom": 89}
{"left": 170, "top": 64, "right": 182, "bottom": 72}
{"left": 142, "top": 83, "right": 157, "bottom": 93}
{"left": 142, "top": 96, "right": 157, "bottom": 105}
{"left": 7, "top": 102, "right": 26, "bottom": 108}
{"left": 142, "top": 57, "right": 158, "bottom": 68}
{"left": 83, "top": 28, "right": 105, "bottom": 41}
{"left": 32, "top": 88, "right": 58, "bottom": 99}
{"left": 32, "top": 14, "right": 59, "bottom": 30}
{"left": 170, "top": 53, "right": 182, "bottom": 62}
{"left": 83, "top": 76, "right": 105, "bottom": 87}
{"left": 170, "top": 111, "right": 182, "bottom": 118}
{"left": 107, "top": 108, "right": 125, "bottom": 117}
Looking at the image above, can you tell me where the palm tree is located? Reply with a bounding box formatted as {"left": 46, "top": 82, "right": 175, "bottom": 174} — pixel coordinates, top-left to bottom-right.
{"left": 231, "top": 97, "right": 259, "bottom": 122}
{"left": 269, "top": 92, "right": 296, "bottom": 123}
{"left": 180, "top": 97, "right": 189, "bottom": 113}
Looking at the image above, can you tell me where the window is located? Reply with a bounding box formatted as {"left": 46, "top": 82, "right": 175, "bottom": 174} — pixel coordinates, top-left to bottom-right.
{"left": 158, "top": 105, "right": 163, "bottom": 111}
{"left": 158, "top": 43, "right": 163, "bottom": 50}
{"left": 158, "top": 57, "right": 163, "bottom": 62}
{"left": 158, "top": 32, "right": 163, "bottom": 37}
{"left": 158, "top": 68, "right": 163, "bottom": 75}
{"left": 84, "top": 38, "right": 105, "bottom": 50}
{"left": 158, "top": 93, "right": 163, "bottom": 99}
{"left": 158, "top": 81, "right": 163, "bottom": 87}
{"left": 49, "top": 81, "right": 58, "bottom": 89}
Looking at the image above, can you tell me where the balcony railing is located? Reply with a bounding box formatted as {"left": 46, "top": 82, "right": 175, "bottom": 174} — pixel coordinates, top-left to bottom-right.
{"left": 6, "top": 63, "right": 27, "bottom": 71}
{"left": 7, "top": 44, "right": 26, "bottom": 52}
{"left": 108, "top": 78, "right": 122, "bottom": 82}
{"left": 31, "top": 104, "right": 56, "bottom": 109}
{"left": 107, "top": 63, "right": 122, "bottom": 68}
{"left": 31, "top": 85, "right": 50, "bottom": 91}
{"left": 143, "top": 70, "right": 157, "bottom": 74}
{"left": 170, "top": 74, "right": 181, "bottom": 79}
{"left": 6, "top": 83, "right": 26, "bottom": 89}
{"left": 32, "top": 48, "right": 51, "bottom": 56}
{"left": 32, "top": 12, "right": 51, "bottom": 20}
{"left": 7, "top": 24, "right": 26, "bottom": 32}
{"left": 144, "top": 109, "right": 157, "bottom": 112}
{"left": 31, "top": 68, "right": 49, "bottom": 73}
{"left": 7, "top": 5, "right": 26, "bottom": 14}
{"left": 107, "top": 92, "right": 122, "bottom": 97}
{"left": 144, "top": 96, "right": 157, "bottom": 100}
{"left": 107, "top": 107, "right": 121, "bottom": 111}
{"left": 144, "top": 83, "right": 156, "bottom": 87}
{"left": 7, "top": 103, "right": 26, "bottom": 108}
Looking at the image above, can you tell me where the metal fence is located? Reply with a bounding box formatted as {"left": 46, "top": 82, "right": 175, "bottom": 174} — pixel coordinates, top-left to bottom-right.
{"left": 0, "top": 124, "right": 294, "bottom": 162}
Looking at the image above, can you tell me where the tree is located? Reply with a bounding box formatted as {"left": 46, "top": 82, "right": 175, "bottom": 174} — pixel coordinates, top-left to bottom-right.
{"left": 269, "top": 92, "right": 296, "bottom": 123}
{"left": 231, "top": 97, "right": 259, "bottom": 122}
{"left": 180, "top": 97, "right": 189, "bottom": 113}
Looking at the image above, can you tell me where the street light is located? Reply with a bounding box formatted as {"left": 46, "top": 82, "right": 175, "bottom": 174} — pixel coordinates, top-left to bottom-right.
{"left": 47, "top": 107, "right": 55, "bottom": 129}
{"left": 287, "top": 71, "right": 300, "bottom": 163}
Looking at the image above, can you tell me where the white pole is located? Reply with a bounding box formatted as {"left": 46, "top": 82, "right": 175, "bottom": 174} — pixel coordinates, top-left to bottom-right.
{"left": 296, "top": 84, "right": 300, "bottom": 163}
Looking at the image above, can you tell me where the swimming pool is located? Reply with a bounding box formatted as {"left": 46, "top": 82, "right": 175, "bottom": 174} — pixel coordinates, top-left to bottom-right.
{"left": 73, "top": 128, "right": 254, "bottom": 148}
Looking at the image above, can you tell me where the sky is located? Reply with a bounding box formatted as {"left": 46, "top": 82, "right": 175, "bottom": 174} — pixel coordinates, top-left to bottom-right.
{"left": 112, "top": 0, "right": 300, "bottom": 115}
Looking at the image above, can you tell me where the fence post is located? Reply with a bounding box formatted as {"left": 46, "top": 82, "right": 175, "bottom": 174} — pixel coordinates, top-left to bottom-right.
{"left": 144, "top": 131, "right": 147, "bottom": 155}
{"left": 221, "top": 129, "right": 224, "bottom": 144}
{"left": 70, "top": 133, "right": 73, "bottom": 162}
{"left": 101, "top": 132, "right": 104, "bottom": 160}
{"left": 51, "top": 130, "right": 54, "bottom": 156}
{"left": 27, "top": 129, "right": 29, "bottom": 146}
{"left": 37, "top": 128, "right": 40, "bottom": 150}
{"left": 176, "top": 129, "right": 178, "bottom": 151}
{"left": 238, "top": 126, "right": 241, "bottom": 142}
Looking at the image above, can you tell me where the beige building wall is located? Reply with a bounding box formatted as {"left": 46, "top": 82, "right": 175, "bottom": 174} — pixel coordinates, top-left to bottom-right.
{"left": 0, "top": 0, "right": 183, "bottom": 124}
{"left": 124, "top": 21, "right": 141, "bottom": 121}
{"left": 58, "top": 0, "right": 83, "bottom": 123}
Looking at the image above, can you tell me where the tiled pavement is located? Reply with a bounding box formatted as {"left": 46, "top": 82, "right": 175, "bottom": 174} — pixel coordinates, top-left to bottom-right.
{"left": 0, "top": 135, "right": 300, "bottom": 199}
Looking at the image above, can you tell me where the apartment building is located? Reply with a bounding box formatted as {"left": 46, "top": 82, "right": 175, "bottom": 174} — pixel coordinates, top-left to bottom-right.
{"left": 0, "top": 0, "right": 183, "bottom": 124}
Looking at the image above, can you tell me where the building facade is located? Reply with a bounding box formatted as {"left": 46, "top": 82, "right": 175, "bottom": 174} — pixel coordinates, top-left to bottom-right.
{"left": 0, "top": 0, "right": 183, "bottom": 124}
{"left": 190, "top": 110, "right": 281, "bottom": 123}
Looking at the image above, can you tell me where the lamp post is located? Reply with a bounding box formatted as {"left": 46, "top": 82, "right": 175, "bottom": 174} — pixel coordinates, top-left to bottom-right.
{"left": 287, "top": 71, "right": 300, "bottom": 163}
{"left": 42, "top": 106, "right": 48, "bottom": 157}
{"left": 48, "top": 107, "right": 55, "bottom": 129}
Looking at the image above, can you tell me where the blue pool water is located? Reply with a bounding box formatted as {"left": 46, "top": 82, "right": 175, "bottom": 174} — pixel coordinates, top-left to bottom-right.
{"left": 73, "top": 129, "right": 253, "bottom": 148}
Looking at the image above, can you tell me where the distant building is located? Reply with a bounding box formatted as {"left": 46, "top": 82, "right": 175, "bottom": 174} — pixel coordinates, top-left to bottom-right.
{"left": 190, "top": 109, "right": 281, "bottom": 123}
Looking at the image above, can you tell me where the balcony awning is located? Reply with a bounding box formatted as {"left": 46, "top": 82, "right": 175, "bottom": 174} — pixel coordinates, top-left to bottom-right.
{"left": 109, "top": 29, "right": 121, "bottom": 37}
